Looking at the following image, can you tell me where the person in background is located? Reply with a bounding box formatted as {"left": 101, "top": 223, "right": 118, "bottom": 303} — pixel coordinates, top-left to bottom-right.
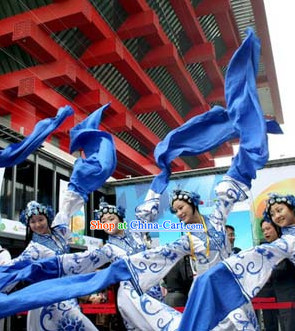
{"left": 143, "top": 232, "right": 153, "bottom": 249}
{"left": 162, "top": 255, "right": 194, "bottom": 308}
{"left": 258, "top": 219, "right": 295, "bottom": 331}
{"left": 226, "top": 224, "right": 241, "bottom": 254}
{"left": 257, "top": 220, "right": 281, "bottom": 331}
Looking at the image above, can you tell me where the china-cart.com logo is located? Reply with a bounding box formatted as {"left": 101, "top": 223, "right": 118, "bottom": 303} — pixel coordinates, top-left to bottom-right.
{"left": 90, "top": 220, "right": 204, "bottom": 232}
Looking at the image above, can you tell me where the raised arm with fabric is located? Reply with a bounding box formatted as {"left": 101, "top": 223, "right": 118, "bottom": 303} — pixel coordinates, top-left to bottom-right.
{"left": 5, "top": 103, "right": 116, "bottom": 331}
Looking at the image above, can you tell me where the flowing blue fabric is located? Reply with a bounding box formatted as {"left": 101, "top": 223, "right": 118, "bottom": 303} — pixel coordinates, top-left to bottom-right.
{"left": 0, "top": 105, "right": 73, "bottom": 168}
{"left": 225, "top": 28, "right": 267, "bottom": 187}
{"left": 68, "top": 103, "right": 117, "bottom": 201}
{"left": 178, "top": 262, "right": 248, "bottom": 331}
{"left": 0, "top": 259, "right": 131, "bottom": 319}
{"left": 151, "top": 106, "right": 236, "bottom": 194}
{"left": 150, "top": 28, "right": 278, "bottom": 194}
{"left": 0, "top": 258, "right": 61, "bottom": 291}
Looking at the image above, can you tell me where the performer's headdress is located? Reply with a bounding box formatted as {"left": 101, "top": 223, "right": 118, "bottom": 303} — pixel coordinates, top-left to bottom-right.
{"left": 170, "top": 189, "right": 203, "bottom": 213}
{"left": 94, "top": 198, "right": 125, "bottom": 221}
{"left": 20, "top": 201, "right": 54, "bottom": 226}
{"left": 263, "top": 193, "right": 295, "bottom": 222}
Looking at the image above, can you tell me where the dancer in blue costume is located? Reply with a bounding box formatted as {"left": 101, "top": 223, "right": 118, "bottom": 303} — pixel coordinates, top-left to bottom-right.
{"left": 174, "top": 193, "right": 295, "bottom": 331}
{"left": 94, "top": 199, "right": 164, "bottom": 329}
{"left": 1, "top": 103, "right": 116, "bottom": 330}
{"left": 16, "top": 197, "right": 101, "bottom": 331}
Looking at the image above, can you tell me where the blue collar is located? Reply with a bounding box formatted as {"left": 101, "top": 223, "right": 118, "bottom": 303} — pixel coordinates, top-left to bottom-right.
{"left": 282, "top": 226, "right": 295, "bottom": 236}
{"left": 108, "top": 230, "right": 145, "bottom": 255}
{"left": 32, "top": 229, "right": 69, "bottom": 254}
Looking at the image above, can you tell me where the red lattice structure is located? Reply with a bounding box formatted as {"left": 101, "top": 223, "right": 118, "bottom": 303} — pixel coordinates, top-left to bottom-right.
{"left": 0, "top": 0, "right": 282, "bottom": 178}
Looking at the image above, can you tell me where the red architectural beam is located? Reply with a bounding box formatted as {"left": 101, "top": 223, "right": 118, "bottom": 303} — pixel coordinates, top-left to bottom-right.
{"left": 131, "top": 93, "right": 184, "bottom": 128}
{"left": 0, "top": 0, "right": 215, "bottom": 171}
{"left": 113, "top": 136, "right": 160, "bottom": 175}
{"left": 74, "top": 90, "right": 111, "bottom": 113}
{"left": 195, "top": 0, "right": 240, "bottom": 50}
{"left": 195, "top": 0, "right": 231, "bottom": 16}
{"left": 117, "top": 10, "right": 158, "bottom": 40}
{"left": 13, "top": 20, "right": 59, "bottom": 63}
{"left": 132, "top": 94, "right": 166, "bottom": 114}
{"left": 78, "top": 6, "right": 186, "bottom": 128}
{"left": 80, "top": 38, "right": 124, "bottom": 67}
{"left": 197, "top": 152, "right": 215, "bottom": 168}
{"left": 217, "top": 47, "right": 235, "bottom": 67}
{"left": 0, "top": 92, "right": 37, "bottom": 134}
{"left": 206, "top": 87, "right": 225, "bottom": 103}
{"left": 102, "top": 112, "right": 133, "bottom": 133}
{"left": 184, "top": 43, "right": 216, "bottom": 64}
{"left": 0, "top": 0, "right": 96, "bottom": 47}
{"left": 117, "top": 7, "right": 207, "bottom": 108}
{"left": 214, "top": 11, "right": 240, "bottom": 49}
{"left": 118, "top": 0, "right": 149, "bottom": 14}
{"left": 17, "top": 76, "right": 72, "bottom": 117}
{"left": 1, "top": 14, "right": 169, "bottom": 156}
{"left": 0, "top": 61, "right": 77, "bottom": 93}
{"left": 140, "top": 44, "right": 177, "bottom": 68}
{"left": 170, "top": 0, "right": 225, "bottom": 88}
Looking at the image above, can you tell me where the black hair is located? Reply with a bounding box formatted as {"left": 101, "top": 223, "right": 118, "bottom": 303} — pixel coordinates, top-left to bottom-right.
{"left": 260, "top": 219, "right": 282, "bottom": 238}
{"left": 225, "top": 225, "right": 235, "bottom": 232}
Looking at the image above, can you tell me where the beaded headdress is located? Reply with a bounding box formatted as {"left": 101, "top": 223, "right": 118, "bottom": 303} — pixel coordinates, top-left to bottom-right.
{"left": 94, "top": 198, "right": 125, "bottom": 221}
{"left": 20, "top": 201, "right": 54, "bottom": 226}
{"left": 263, "top": 193, "right": 295, "bottom": 222}
{"left": 170, "top": 189, "right": 203, "bottom": 212}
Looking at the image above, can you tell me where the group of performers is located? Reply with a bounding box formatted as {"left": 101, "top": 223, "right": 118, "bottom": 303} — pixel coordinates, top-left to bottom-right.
{"left": 0, "top": 28, "right": 292, "bottom": 331}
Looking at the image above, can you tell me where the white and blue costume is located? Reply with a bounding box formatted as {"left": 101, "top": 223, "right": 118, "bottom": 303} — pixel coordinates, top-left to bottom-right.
{"left": 13, "top": 193, "right": 98, "bottom": 331}
{"left": 178, "top": 194, "right": 295, "bottom": 330}
{"left": 115, "top": 177, "right": 249, "bottom": 330}
{"left": 93, "top": 199, "right": 163, "bottom": 329}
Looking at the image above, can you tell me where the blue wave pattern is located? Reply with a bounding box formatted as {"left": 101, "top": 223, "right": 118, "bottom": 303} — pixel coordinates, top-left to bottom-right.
{"left": 118, "top": 282, "right": 181, "bottom": 331}
{"left": 225, "top": 233, "right": 295, "bottom": 299}
{"left": 216, "top": 301, "right": 259, "bottom": 330}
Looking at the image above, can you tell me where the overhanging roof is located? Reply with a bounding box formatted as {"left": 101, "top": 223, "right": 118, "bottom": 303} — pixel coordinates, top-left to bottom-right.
{"left": 0, "top": 0, "right": 282, "bottom": 178}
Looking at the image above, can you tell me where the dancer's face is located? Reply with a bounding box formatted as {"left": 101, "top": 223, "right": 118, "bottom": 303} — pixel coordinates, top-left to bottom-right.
{"left": 29, "top": 214, "right": 50, "bottom": 235}
{"left": 261, "top": 222, "right": 279, "bottom": 242}
{"left": 270, "top": 203, "right": 295, "bottom": 228}
{"left": 101, "top": 213, "right": 123, "bottom": 235}
{"left": 172, "top": 200, "right": 195, "bottom": 224}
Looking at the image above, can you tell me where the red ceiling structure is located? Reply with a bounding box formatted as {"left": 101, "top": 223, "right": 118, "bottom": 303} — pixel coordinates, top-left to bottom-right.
{"left": 0, "top": 0, "right": 282, "bottom": 179}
